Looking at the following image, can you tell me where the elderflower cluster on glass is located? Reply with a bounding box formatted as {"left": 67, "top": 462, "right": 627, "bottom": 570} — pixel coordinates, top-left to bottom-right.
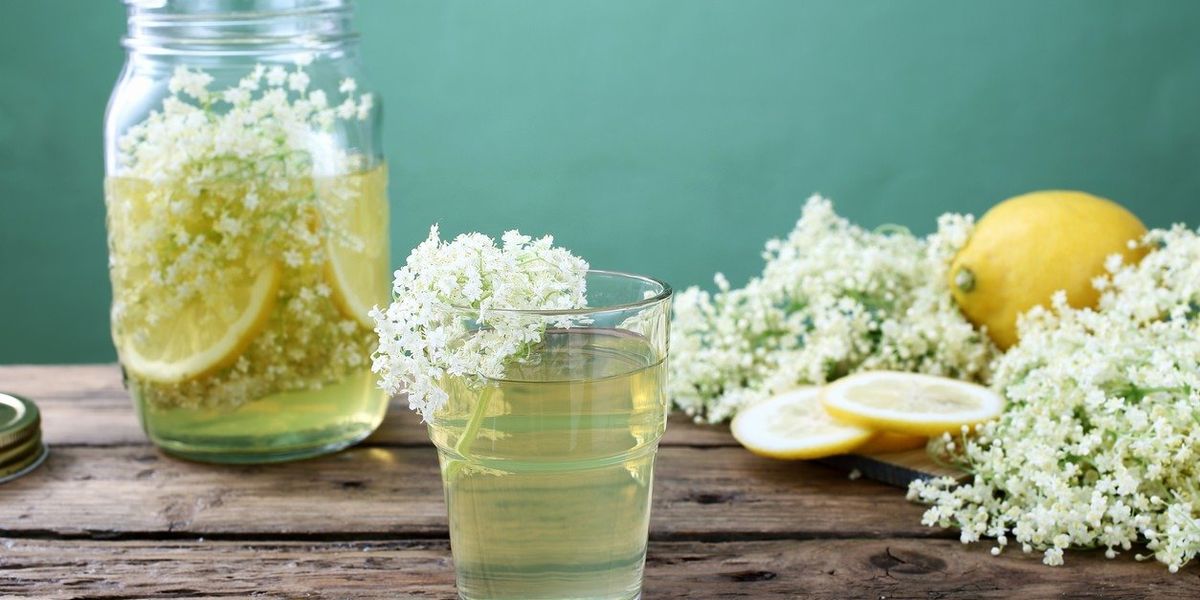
{"left": 669, "top": 196, "right": 995, "bottom": 423}
{"left": 909, "top": 225, "right": 1200, "bottom": 571}
{"left": 107, "top": 59, "right": 380, "bottom": 408}
{"left": 371, "top": 226, "right": 589, "bottom": 421}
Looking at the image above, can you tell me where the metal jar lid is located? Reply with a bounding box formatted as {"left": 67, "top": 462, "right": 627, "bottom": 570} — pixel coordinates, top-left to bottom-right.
{"left": 0, "top": 393, "right": 48, "bottom": 483}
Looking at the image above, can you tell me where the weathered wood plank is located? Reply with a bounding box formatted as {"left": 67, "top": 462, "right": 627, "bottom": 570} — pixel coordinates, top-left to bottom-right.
{"left": 1, "top": 538, "right": 1194, "bottom": 599}
{"left": 0, "top": 445, "right": 935, "bottom": 539}
{"left": 0, "top": 364, "right": 736, "bottom": 448}
{"left": 1, "top": 365, "right": 1192, "bottom": 596}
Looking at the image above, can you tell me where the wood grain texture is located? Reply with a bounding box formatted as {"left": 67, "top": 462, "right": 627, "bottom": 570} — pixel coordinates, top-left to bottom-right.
{"left": 2, "top": 538, "right": 1194, "bottom": 600}
{"left": 0, "top": 364, "right": 1195, "bottom": 598}
{"left": 0, "top": 364, "right": 736, "bottom": 448}
{"left": 0, "top": 445, "right": 935, "bottom": 539}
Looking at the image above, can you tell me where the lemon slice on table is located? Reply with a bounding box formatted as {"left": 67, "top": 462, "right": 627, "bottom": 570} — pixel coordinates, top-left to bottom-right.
{"left": 320, "top": 165, "right": 391, "bottom": 328}
{"left": 117, "top": 263, "right": 281, "bottom": 384}
{"left": 731, "top": 387, "right": 874, "bottom": 460}
{"left": 821, "top": 371, "right": 1003, "bottom": 437}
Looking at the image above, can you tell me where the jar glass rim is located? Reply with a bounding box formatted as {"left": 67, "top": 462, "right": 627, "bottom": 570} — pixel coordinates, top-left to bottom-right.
{"left": 445, "top": 269, "right": 673, "bottom": 318}
{"left": 123, "top": 0, "right": 350, "bottom": 17}
{"left": 121, "top": 0, "right": 357, "bottom": 54}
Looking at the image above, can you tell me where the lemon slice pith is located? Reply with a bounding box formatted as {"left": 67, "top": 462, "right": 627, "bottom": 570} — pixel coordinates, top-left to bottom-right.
{"left": 731, "top": 387, "right": 874, "bottom": 460}
{"left": 820, "top": 371, "right": 1003, "bottom": 437}
{"left": 321, "top": 164, "right": 390, "bottom": 328}
{"left": 118, "top": 263, "right": 281, "bottom": 384}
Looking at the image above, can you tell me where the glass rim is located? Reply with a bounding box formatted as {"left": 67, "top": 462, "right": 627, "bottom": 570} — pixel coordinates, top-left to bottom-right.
{"left": 123, "top": 0, "right": 350, "bottom": 18}
{"left": 449, "top": 269, "right": 672, "bottom": 317}
{"left": 122, "top": 0, "right": 358, "bottom": 55}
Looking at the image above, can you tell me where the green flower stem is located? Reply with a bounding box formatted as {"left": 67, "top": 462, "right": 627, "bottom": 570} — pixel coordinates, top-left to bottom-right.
{"left": 443, "top": 384, "right": 496, "bottom": 481}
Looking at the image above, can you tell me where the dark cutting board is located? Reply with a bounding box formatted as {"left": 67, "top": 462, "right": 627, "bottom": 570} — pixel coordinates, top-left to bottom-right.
{"left": 821, "top": 448, "right": 968, "bottom": 489}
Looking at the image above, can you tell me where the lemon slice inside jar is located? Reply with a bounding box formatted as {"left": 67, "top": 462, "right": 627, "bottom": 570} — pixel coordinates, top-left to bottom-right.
{"left": 116, "top": 263, "right": 281, "bottom": 384}
{"left": 319, "top": 164, "right": 390, "bottom": 328}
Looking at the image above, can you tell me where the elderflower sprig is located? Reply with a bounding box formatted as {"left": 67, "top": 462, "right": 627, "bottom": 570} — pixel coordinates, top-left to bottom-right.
{"left": 669, "top": 196, "right": 995, "bottom": 423}
{"left": 909, "top": 225, "right": 1200, "bottom": 571}
{"left": 371, "top": 226, "right": 589, "bottom": 420}
{"left": 118, "top": 62, "right": 374, "bottom": 181}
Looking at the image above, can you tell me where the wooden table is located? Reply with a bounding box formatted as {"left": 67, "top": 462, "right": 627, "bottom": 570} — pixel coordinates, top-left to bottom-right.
{"left": 0, "top": 365, "right": 1195, "bottom": 599}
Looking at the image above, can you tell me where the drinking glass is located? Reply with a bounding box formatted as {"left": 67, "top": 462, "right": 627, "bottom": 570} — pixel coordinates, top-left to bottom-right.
{"left": 427, "top": 270, "right": 672, "bottom": 600}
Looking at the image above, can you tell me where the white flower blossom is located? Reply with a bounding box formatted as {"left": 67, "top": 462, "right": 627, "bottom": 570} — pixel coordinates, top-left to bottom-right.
{"left": 371, "top": 226, "right": 589, "bottom": 421}
{"left": 356, "top": 93, "right": 374, "bottom": 121}
{"left": 669, "top": 196, "right": 995, "bottom": 423}
{"left": 287, "top": 70, "right": 311, "bottom": 93}
{"left": 166, "top": 66, "right": 213, "bottom": 101}
{"left": 308, "top": 89, "right": 327, "bottom": 109}
{"left": 266, "top": 65, "right": 288, "bottom": 87}
{"left": 222, "top": 87, "right": 250, "bottom": 106}
{"left": 909, "top": 225, "right": 1200, "bottom": 572}
{"left": 238, "top": 65, "right": 265, "bottom": 91}
{"left": 336, "top": 99, "right": 357, "bottom": 120}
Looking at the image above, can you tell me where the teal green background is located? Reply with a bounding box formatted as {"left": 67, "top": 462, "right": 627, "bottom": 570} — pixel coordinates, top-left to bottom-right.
{"left": 3, "top": 0, "right": 1200, "bottom": 363}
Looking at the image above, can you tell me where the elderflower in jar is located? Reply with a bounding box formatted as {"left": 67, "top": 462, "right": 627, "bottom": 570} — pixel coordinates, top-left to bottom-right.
{"left": 103, "top": 0, "right": 389, "bottom": 462}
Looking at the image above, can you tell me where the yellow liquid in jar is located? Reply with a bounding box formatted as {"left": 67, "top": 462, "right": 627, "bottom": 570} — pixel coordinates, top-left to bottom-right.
{"left": 134, "top": 368, "right": 385, "bottom": 462}
{"left": 105, "top": 164, "right": 390, "bottom": 462}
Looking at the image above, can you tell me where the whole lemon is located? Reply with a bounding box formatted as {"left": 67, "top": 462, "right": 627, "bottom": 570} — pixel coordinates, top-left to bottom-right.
{"left": 949, "top": 190, "right": 1147, "bottom": 349}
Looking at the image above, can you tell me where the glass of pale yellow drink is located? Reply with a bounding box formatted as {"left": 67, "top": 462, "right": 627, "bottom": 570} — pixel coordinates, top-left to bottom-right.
{"left": 426, "top": 271, "right": 672, "bottom": 600}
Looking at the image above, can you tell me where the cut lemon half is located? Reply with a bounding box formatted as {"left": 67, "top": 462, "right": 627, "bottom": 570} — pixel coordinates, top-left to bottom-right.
{"left": 320, "top": 164, "right": 391, "bottom": 328}
{"left": 731, "top": 387, "right": 874, "bottom": 460}
{"left": 118, "top": 263, "right": 281, "bottom": 384}
{"left": 854, "top": 431, "right": 928, "bottom": 454}
{"left": 821, "top": 371, "right": 1003, "bottom": 437}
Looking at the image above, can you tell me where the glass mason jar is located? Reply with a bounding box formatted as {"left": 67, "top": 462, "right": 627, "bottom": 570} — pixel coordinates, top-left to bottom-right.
{"left": 427, "top": 271, "right": 673, "bottom": 600}
{"left": 103, "top": 0, "right": 390, "bottom": 463}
